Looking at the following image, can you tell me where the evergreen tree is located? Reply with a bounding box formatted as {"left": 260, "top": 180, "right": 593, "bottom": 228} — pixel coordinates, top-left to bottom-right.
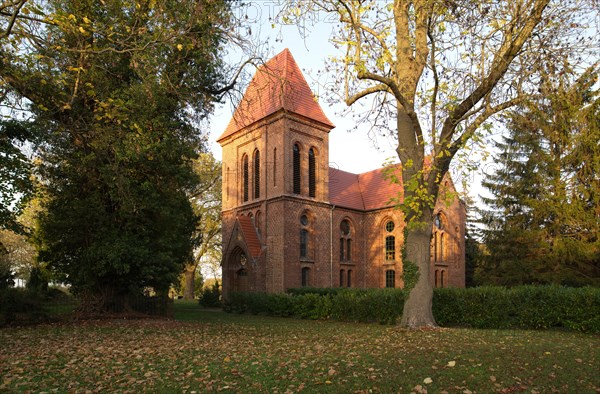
{"left": 479, "top": 68, "right": 600, "bottom": 286}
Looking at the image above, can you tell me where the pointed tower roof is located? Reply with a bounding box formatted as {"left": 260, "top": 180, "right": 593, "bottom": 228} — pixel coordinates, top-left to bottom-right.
{"left": 217, "top": 48, "right": 335, "bottom": 143}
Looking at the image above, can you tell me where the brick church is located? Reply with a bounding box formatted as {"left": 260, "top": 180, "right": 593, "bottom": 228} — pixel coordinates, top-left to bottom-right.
{"left": 218, "top": 49, "right": 465, "bottom": 298}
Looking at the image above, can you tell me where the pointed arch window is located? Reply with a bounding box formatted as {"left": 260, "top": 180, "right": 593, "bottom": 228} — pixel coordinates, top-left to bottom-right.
{"left": 340, "top": 219, "right": 352, "bottom": 262}
{"left": 384, "top": 220, "right": 395, "bottom": 261}
{"left": 242, "top": 154, "right": 249, "bottom": 202}
{"left": 308, "top": 147, "right": 316, "bottom": 197}
{"left": 293, "top": 144, "right": 301, "bottom": 194}
{"left": 347, "top": 270, "right": 352, "bottom": 287}
{"left": 339, "top": 269, "right": 345, "bottom": 287}
{"left": 253, "top": 149, "right": 260, "bottom": 199}
{"left": 433, "top": 212, "right": 446, "bottom": 263}
{"left": 300, "top": 214, "right": 311, "bottom": 260}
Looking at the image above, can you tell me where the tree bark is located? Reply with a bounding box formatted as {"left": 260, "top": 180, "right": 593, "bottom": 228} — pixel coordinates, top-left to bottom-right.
{"left": 400, "top": 218, "right": 436, "bottom": 328}
{"left": 183, "top": 265, "right": 196, "bottom": 300}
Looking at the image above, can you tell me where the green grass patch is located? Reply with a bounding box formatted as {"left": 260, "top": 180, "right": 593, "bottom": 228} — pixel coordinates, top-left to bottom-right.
{"left": 0, "top": 301, "right": 598, "bottom": 393}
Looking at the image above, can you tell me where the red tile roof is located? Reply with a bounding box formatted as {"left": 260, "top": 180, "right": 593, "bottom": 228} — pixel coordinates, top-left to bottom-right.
{"left": 329, "top": 164, "right": 404, "bottom": 211}
{"left": 237, "top": 215, "right": 262, "bottom": 258}
{"left": 217, "top": 48, "right": 335, "bottom": 143}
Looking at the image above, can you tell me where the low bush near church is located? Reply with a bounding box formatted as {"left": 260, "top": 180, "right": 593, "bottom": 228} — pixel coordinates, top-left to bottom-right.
{"left": 224, "top": 286, "right": 600, "bottom": 333}
{"left": 224, "top": 288, "right": 405, "bottom": 324}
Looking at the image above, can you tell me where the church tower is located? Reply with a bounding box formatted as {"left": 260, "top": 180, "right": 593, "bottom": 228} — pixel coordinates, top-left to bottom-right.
{"left": 218, "top": 49, "right": 335, "bottom": 297}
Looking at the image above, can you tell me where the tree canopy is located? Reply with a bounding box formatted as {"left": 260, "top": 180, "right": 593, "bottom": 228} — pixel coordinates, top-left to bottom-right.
{"left": 1, "top": 0, "right": 241, "bottom": 307}
{"left": 283, "top": 0, "right": 598, "bottom": 327}
{"left": 478, "top": 67, "right": 599, "bottom": 286}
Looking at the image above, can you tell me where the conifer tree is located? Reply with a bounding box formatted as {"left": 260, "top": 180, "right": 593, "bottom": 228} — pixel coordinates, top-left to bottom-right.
{"left": 479, "top": 68, "right": 600, "bottom": 286}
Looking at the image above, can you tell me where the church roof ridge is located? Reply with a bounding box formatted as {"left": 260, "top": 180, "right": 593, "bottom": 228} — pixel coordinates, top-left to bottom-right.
{"left": 329, "top": 164, "right": 404, "bottom": 211}
{"left": 217, "top": 48, "right": 335, "bottom": 143}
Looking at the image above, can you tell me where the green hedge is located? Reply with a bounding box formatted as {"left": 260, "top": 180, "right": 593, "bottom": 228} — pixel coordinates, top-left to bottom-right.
{"left": 433, "top": 286, "right": 600, "bottom": 333}
{"left": 224, "top": 286, "right": 600, "bottom": 333}
{"left": 224, "top": 288, "right": 405, "bottom": 324}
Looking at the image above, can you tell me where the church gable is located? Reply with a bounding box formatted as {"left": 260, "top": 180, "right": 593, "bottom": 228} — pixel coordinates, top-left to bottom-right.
{"left": 217, "top": 48, "right": 335, "bottom": 143}
{"left": 223, "top": 215, "right": 264, "bottom": 263}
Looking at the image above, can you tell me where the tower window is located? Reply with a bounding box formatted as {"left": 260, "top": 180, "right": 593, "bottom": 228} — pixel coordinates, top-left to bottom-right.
{"left": 293, "top": 143, "right": 301, "bottom": 194}
{"left": 253, "top": 150, "right": 260, "bottom": 199}
{"left": 242, "top": 154, "right": 249, "bottom": 202}
{"left": 308, "top": 147, "right": 316, "bottom": 197}
{"left": 300, "top": 229, "right": 309, "bottom": 259}
{"left": 300, "top": 214, "right": 310, "bottom": 260}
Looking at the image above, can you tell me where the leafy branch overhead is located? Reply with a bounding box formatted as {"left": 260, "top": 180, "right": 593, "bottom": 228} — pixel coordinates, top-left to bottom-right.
{"left": 282, "top": 0, "right": 598, "bottom": 328}
{"left": 0, "top": 0, "right": 254, "bottom": 308}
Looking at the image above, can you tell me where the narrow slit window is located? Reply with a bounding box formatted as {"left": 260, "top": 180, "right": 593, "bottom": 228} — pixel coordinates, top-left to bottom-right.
{"left": 242, "top": 155, "right": 249, "bottom": 202}
{"left": 293, "top": 144, "right": 301, "bottom": 194}
{"left": 308, "top": 147, "right": 316, "bottom": 197}
{"left": 253, "top": 150, "right": 260, "bottom": 199}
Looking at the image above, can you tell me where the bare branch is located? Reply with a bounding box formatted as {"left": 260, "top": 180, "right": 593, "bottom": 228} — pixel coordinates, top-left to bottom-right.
{"left": 345, "top": 83, "right": 390, "bottom": 106}
{"left": 439, "top": 0, "right": 550, "bottom": 146}
{"left": 0, "top": 0, "right": 27, "bottom": 39}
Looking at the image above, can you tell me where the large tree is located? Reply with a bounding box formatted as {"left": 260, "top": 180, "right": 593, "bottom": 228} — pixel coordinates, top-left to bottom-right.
{"left": 182, "top": 152, "right": 222, "bottom": 300}
{"left": 1, "top": 0, "right": 242, "bottom": 309}
{"left": 478, "top": 67, "right": 599, "bottom": 286}
{"left": 285, "top": 0, "right": 597, "bottom": 327}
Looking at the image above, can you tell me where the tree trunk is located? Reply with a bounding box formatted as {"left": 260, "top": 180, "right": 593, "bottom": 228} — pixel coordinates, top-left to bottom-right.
{"left": 183, "top": 265, "right": 196, "bottom": 300}
{"left": 400, "top": 217, "right": 437, "bottom": 328}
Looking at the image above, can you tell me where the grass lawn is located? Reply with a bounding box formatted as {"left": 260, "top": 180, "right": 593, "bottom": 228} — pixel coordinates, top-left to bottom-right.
{"left": 0, "top": 300, "right": 598, "bottom": 393}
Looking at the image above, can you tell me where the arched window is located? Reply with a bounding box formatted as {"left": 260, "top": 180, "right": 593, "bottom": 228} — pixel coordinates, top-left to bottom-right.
{"left": 242, "top": 154, "right": 249, "bottom": 202}
{"left": 347, "top": 270, "right": 352, "bottom": 287}
{"left": 385, "top": 270, "right": 395, "bottom": 288}
{"left": 300, "top": 214, "right": 310, "bottom": 259}
{"left": 339, "top": 269, "right": 345, "bottom": 287}
{"left": 433, "top": 212, "right": 446, "bottom": 263}
{"left": 340, "top": 219, "right": 352, "bottom": 261}
{"left": 301, "top": 267, "right": 310, "bottom": 287}
{"left": 255, "top": 211, "right": 261, "bottom": 235}
{"left": 384, "top": 220, "right": 395, "bottom": 261}
{"left": 308, "top": 147, "right": 316, "bottom": 197}
{"left": 253, "top": 149, "right": 260, "bottom": 199}
{"left": 293, "top": 143, "right": 301, "bottom": 194}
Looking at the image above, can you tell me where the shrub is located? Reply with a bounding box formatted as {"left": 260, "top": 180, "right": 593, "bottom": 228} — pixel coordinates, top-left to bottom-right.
{"left": 225, "top": 286, "right": 599, "bottom": 333}
{"left": 225, "top": 288, "right": 405, "bottom": 324}
{"left": 433, "top": 285, "right": 600, "bottom": 333}
{"left": 199, "top": 281, "right": 221, "bottom": 308}
{"left": 0, "top": 288, "right": 48, "bottom": 326}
